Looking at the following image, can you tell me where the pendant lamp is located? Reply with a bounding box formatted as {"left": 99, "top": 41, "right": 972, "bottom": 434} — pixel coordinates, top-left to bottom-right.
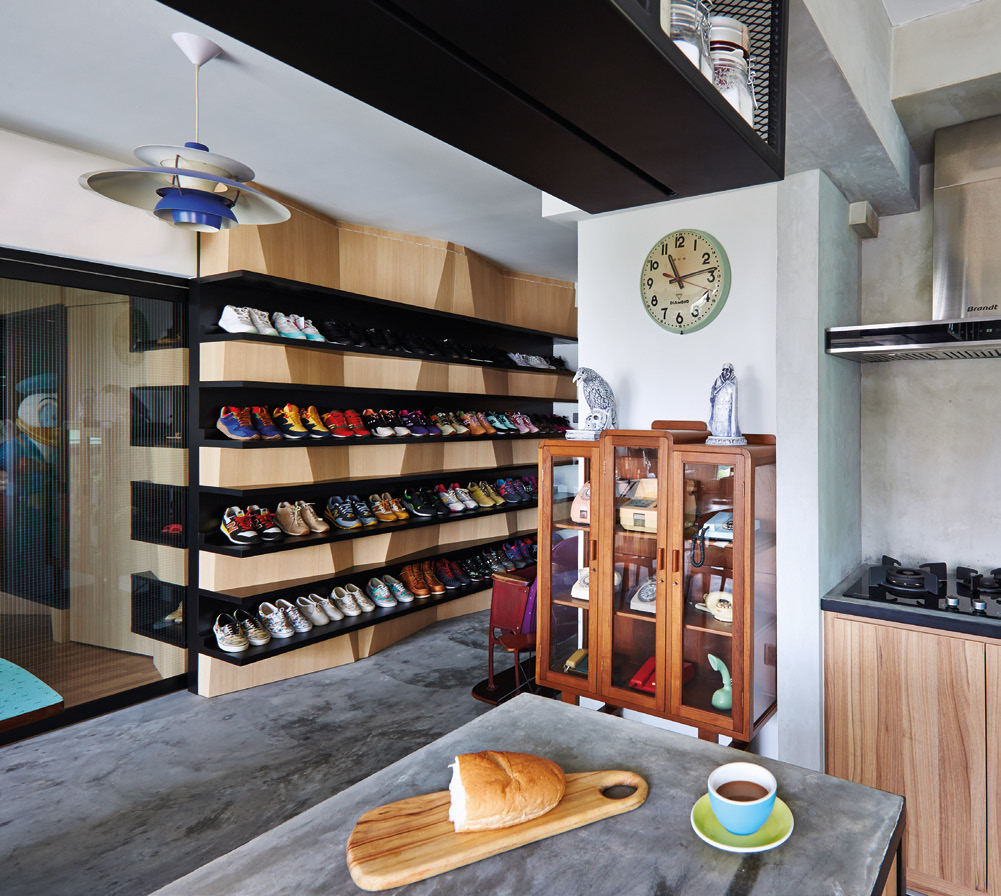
{"left": 80, "top": 32, "right": 289, "bottom": 232}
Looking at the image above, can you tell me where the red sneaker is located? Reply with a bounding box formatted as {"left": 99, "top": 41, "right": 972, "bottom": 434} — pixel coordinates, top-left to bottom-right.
{"left": 321, "top": 409, "right": 355, "bottom": 439}
{"left": 343, "top": 408, "right": 371, "bottom": 437}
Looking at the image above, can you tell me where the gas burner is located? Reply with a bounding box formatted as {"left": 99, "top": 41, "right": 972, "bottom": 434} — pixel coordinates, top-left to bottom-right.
{"left": 885, "top": 567, "right": 928, "bottom": 592}
{"left": 957, "top": 566, "right": 1001, "bottom": 599}
{"left": 869, "top": 556, "right": 946, "bottom": 602}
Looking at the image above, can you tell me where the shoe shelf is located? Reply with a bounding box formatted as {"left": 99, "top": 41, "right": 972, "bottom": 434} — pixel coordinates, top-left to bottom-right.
{"left": 197, "top": 429, "right": 554, "bottom": 449}
{"left": 132, "top": 573, "right": 187, "bottom": 648}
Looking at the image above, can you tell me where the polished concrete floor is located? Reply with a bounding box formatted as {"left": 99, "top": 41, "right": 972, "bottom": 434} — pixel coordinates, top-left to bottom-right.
{"left": 0, "top": 610, "right": 499, "bottom": 896}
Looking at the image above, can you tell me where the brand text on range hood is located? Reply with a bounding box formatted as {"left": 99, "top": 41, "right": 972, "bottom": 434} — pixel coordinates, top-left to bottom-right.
{"left": 827, "top": 115, "right": 1001, "bottom": 362}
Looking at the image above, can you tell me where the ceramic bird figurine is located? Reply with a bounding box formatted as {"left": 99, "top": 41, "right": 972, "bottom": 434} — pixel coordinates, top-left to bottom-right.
{"left": 708, "top": 654, "right": 732, "bottom": 710}
{"left": 572, "top": 366, "right": 618, "bottom": 432}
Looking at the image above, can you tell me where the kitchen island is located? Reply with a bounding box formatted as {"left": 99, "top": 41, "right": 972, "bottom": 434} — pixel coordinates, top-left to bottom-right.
{"left": 152, "top": 694, "right": 903, "bottom": 895}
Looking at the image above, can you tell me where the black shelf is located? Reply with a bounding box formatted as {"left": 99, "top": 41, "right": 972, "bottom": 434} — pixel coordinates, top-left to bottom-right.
{"left": 132, "top": 573, "right": 186, "bottom": 648}
{"left": 197, "top": 430, "right": 561, "bottom": 449}
{"left": 131, "top": 481, "right": 188, "bottom": 548}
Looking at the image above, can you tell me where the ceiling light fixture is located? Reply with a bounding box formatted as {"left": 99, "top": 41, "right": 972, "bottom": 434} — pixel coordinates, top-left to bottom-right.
{"left": 80, "top": 32, "right": 289, "bottom": 232}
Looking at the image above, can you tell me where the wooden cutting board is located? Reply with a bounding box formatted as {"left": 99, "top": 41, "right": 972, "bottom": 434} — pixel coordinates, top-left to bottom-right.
{"left": 346, "top": 769, "right": 648, "bottom": 891}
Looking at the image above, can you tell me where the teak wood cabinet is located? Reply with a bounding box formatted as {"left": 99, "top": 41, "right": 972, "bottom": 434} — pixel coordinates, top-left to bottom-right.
{"left": 825, "top": 613, "right": 1001, "bottom": 896}
{"left": 537, "top": 424, "right": 777, "bottom": 742}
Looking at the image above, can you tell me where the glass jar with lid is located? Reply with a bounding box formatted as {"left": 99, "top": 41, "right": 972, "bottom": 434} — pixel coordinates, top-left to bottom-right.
{"left": 661, "top": 0, "right": 713, "bottom": 81}
{"left": 709, "top": 15, "right": 756, "bottom": 127}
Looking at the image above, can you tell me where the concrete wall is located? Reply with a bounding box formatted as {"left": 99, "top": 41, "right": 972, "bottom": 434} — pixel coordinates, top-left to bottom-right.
{"left": 0, "top": 128, "right": 194, "bottom": 276}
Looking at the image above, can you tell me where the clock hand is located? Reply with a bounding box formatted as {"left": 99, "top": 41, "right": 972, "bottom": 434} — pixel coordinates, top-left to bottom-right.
{"left": 663, "top": 263, "right": 719, "bottom": 287}
{"left": 667, "top": 254, "right": 686, "bottom": 288}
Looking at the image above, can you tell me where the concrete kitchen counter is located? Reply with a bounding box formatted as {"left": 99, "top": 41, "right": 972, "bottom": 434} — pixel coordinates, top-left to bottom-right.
{"left": 152, "top": 694, "right": 903, "bottom": 896}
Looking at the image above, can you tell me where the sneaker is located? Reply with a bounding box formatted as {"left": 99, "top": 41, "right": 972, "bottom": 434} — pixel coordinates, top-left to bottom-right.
{"left": 248, "top": 308, "right": 279, "bottom": 336}
{"left": 276, "top": 598, "right": 313, "bottom": 632}
{"left": 275, "top": 501, "right": 310, "bottom": 536}
{"left": 368, "top": 493, "right": 399, "bottom": 523}
{"left": 509, "top": 412, "right": 538, "bottom": 434}
{"left": 382, "top": 575, "right": 414, "bottom": 603}
{"left": 346, "top": 494, "right": 379, "bottom": 527}
{"left": 476, "top": 412, "right": 497, "bottom": 434}
{"left": 482, "top": 551, "right": 509, "bottom": 574}
{"left": 509, "top": 478, "right": 533, "bottom": 501}
{"left": 380, "top": 410, "right": 411, "bottom": 437}
{"left": 272, "top": 312, "right": 307, "bottom": 339}
{"left": 164, "top": 602, "right": 183, "bottom": 624}
{"left": 495, "top": 478, "right": 525, "bottom": 503}
{"left": 382, "top": 492, "right": 410, "bottom": 520}
{"left": 411, "top": 410, "right": 440, "bottom": 436}
{"left": 258, "top": 602, "right": 295, "bottom": 638}
{"left": 297, "top": 595, "right": 330, "bottom": 626}
{"left": 429, "top": 411, "right": 456, "bottom": 436}
{"left": 324, "top": 495, "right": 360, "bottom": 529}
{"left": 399, "top": 410, "right": 427, "bottom": 437}
{"left": 421, "top": 560, "right": 446, "bottom": 594}
{"left": 520, "top": 476, "right": 538, "bottom": 498}
{"left": 480, "top": 481, "right": 506, "bottom": 505}
{"left": 435, "top": 484, "right": 465, "bottom": 512}
{"left": 332, "top": 586, "right": 361, "bottom": 617}
{"left": 365, "top": 577, "right": 397, "bottom": 608}
{"left": 220, "top": 506, "right": 260, "bottom": 545}
{"left": 448, "top": 559, "right": 473, "bottom": 586}
{"left": 301, "top": 405, "right": 332, "bottom": 439}
{"left": 362, "top": 409, "right": 395, "bottom": 438}
{"left": 343, "top": 409, "right": 371, "bottom": 438}
{"left": 296, "top": 500, "right": 330, "bottom": 533}
{"left": 218, "top": 305, "right": 259, "bottom": 334}
{"left": 450, "top": 483, "right": 479, "bottom": 510}
{"left": 460, "top": 557, "right": 486, "bottom": 582}
{"left": 317, "top": 320, "right": 353, "bottom": 344}
{"left": 213, "top": 613, "right": 249, "bottom": 652}
{"left": 272, "top": 403, "right": 309, "bottom": 440}
{"left": 246, "top": 504, "right": 284, "bottom": 542}
{"left": 459, "top": 412, "right": 486, "bottom": 436}
{"left": 321, "top": 409, "right": 355, "bottom": 439}
{"left": 433, "top": 559, "right": 461, "bottom": 590}
{"left": 503, "top": 541, "right": 529, "bottom": 569}
{"left": 402, "top": 488, "right": 436, "bottom": 518}
{"left": 291, "top": 315, "right": 326, "bottom": 341}
{"left": 486, "top": 412, "right": 512, "bottom": 433}
{"left": 311, "top": 592, "right": 344, "bottom": 622}
{"left": 345, "top": 583, "right": 376, "bottom": 612}
{"left": 250, "top": 406, "right": 283, "bottom": 440}
{"left": 485, "top": 547, "right": 515, "bottom": 572}
{"left": 447, "top": 412, "right": 470, "bottom": 435}
{"left": 400, "top": 564, "right": 431, "bottom": 598}
{"left": 234, "top": 608, "right": 271, "bottom": 646}
{"left": 466, "top": 482, "right": 495, "bottom": 508}
{"left": 217, "top": 406, "right": 260, "bottom": 441}
{"left": 421, "top": 487, "right": 450, "bottom": 518}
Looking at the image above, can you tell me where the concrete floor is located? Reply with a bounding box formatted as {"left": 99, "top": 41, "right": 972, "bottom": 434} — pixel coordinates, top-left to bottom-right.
{"left": 0, "top": 610, "right": 498, "bottom": 896}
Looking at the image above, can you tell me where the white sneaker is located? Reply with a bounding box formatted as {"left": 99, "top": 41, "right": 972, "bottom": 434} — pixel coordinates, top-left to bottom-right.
{"left": 248, "top": 307, "right": 279, "bottom": 336}
{"left": 437, "top": 486, "right": 465, "bottom": 512}
{"left": 272, "top": 312, "right": 307, "bottom": 340}
{"left": 291, "top": 315, "right": 326, "bottom": 342}
{"left": 311, "top": 592, "right": 344, "bottom": 622}
{"left": 234, "top": 608, "right": 271, "bottom": 646}
{"left": 297, "top": 595, "right": 330, "bottom": 626}
{"left": 345, "top": 582, "right": 376, "bottom": 612}
{"left": 258, "top": 602, "right": 295, "bottom": 638}
{"left": 213, "top": 614, "right": 249, "bottom": 652}
{"left": 332, "top": 586, "right": 361, "bottom": 617}
{"left": 452, "top": 486, "right": 479, "bottom": 510}
{"left": 525, "top": 355, "right": 550, "bottom": 369}
{"left": 277, "top": 598, "right": 313, "bottom": 632}
{"left": 218, "top": 305, "right": 258, "bottom": 335}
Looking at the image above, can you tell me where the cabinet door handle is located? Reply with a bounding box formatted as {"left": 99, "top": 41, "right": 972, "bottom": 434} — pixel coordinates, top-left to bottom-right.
{"left": 589, "top": 540, "right": 597, "bottom": 563}
{"left": 672, "top": 549, "right": 680, "bottom": 573}
{"left": 658, "top": 548, "right": 665, "bottom": 571}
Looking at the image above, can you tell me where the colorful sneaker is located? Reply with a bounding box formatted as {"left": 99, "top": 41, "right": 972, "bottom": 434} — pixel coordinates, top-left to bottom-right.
{"left": 296, "top": 500, "right": 330, "bottom": 533}
{"left": 332, "top": 586, "right": 361, "bottom": 617}
{"left": 365, "top": 577, "right": 397, "bottom": 608}
{"left": 459, "top": 412, "right": 486, "bottom": 436}
{"left": 466, "top": 482, "right": 495, "bottom": 508}
{"left": 311, "top": 592, "right": 344, "bottom": 622}
{"left": 300, "top": 405, "right": 332, "bottom": 439}
{"left": 217, "top": 406, "right": 260, "bottom": 441}
{"left": 258, "top": 602, "right": 295, "bottom": 638}
{"left": 421, "top": 560, "right": 447, "bottom": 594}
{"left": 520, "top": 476, "right": 538, "bottom": 498}
{"left": 503, "top": 541, "right": 529, "bottom": 569}
{"left": 510, "top": 412, "right": 538, "bottom": 433}
{"left": 485, "top": 547, "right": 515, "bottom": 572}
{"left": 429, "top": 411, "right": 456, "bottom": 436}
{"left": 399, "top": 410, "right": 427, "bottom": 437}
{"left": 448, "top": 559, "right": 473, "bottom": 586}
{"left": 250, "top": 406, "right": 283, "bottom": 440}
{"left": 362, "top": 409, "right": 395, "bottom": 438}
{"left": 296, "top": 595, "right": 330, "bottom": 626}
{"left": 382, "top": 492, "right": 410, "bottom": 520}
{"left": 233, "top": 608, "right": 271, "bottom": 646}
{"left": 447, "top": 411, "right": 470, "bottom": 435}
{"left": 291, "top": 315, "right": 326, "bottom": 341}
{"left": 248, "top": 307, "right": 280, "bottom": 336}
{"left": 435, "top": 484, "right": 465, "bottom": 512}
{"left": 368, "top": 494, "right": 398, "bottom": 523}
{"left": 275, "top": 501, "right": 310, "bottom": 536}
{"left": 495, "top": 478, "right": 527, "bottom": 503}
{"left": 246, "top": 504, "right": 284, "bottom": 542}
{"left": 479, "top": 481, "right": 507, "bottom": 505}
{"left": 433, "top": 559, "right": 461, "bottom": 590}
{"left": 346, "top": 583, "right": 376, "bottom": 612}
{"left": 412, "top": 410, "right": 440, "bottom": 436}
{"left": 380, "top": 410, "right": 411, "bottom": 437}
{"left": 213, "top": 614, "right": 249, "bottom": 652}
{"left": 271, "top": 312, "right": 307, "bottom": 339}
{"left": 273, "top": 403, "right": 309, "bottom": 440}
{"left": 382, "top": 575, "right": 414, "bottom": 603}
{"left": 460, "top": 557, "right": 486, "bottom": 582}
{"left": 450, "top": 483, "right": 479, "bottom": 510}
{"left": 476, "top": 412, "right": 497, "bottom": 434}
{"left": 402, "top": 488, "right": 435, "bottom": 518}
{"left": 320, "top": 409, "right": 355, "bottom": 438}
{"left": 343, "top": 409, "right": 371, "bottom": 438}
{"left": 421, "top": 487, "right": 450, "bottom": 518}
{"left": 347, "top": 495, "right": 379, "bottom": 527}
{"left": 400, "top": 564, "right": 431, "bottom": 598}
{"left": 217, "top": 305, "right": 258, "bottom": 334}
{"left": 324, "top": 495, "right": 360, "bottom": 529}
{"left": 482, "top": 551, "right": 509, "bottom": 574}
{"left": 276, "top": 598, "right": 313, "bottom": 632}
{"left": 220, "top": 506, "right": 261, "bottom": 545}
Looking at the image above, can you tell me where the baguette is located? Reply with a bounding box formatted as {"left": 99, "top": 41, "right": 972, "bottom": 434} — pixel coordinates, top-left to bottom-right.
{"left": 448, "top": 750, "right": 566, "bottom": 832}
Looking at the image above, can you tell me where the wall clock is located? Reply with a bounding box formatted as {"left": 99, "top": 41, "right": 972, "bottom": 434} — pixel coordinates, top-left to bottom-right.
{"left": 639, "top": 229, "right": 731, "bottom": 334}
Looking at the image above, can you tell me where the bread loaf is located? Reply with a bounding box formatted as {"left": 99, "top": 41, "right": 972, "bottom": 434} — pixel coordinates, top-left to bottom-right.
{"left": 448, "top": 750, "right": 566, "bottom": 832}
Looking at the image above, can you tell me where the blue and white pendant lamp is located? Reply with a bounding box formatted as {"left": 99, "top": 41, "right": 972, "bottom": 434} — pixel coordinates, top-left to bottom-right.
{"left": 80, "top": 32, "right": 289, "bottom": 232}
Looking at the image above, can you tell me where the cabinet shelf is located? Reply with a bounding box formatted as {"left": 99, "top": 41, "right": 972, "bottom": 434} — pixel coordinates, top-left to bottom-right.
{"left": 684, "top": 615, "right": 734, "bottom": 638}
{"left": 198, "top": 431, "right": 553, "bottom": 450}
{"left": 554, "top": 520, "right": 589, "bottom": 531}
{"left": 552, "top": 595, "right": 590, "bottom": 611}
{"left": 615, "top": 608, "right": 657, "bottom": 623}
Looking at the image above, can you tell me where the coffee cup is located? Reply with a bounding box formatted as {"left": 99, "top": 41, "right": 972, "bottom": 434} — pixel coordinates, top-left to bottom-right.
{"left": 707, "top": 761, "right": 777, "bottom": 835}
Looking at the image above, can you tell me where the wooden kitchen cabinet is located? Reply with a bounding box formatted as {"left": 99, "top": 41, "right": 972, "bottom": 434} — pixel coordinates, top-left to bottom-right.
{"left": 825, "top": 613, "right": 994, "bottom": 896}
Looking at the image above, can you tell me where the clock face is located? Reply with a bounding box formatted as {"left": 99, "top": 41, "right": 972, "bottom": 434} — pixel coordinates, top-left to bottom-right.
{"left": 639, "top": 229, "right": 731, "bottom": 334}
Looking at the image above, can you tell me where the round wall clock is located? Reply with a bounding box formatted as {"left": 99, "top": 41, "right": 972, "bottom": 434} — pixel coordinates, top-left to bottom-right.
{"left": 639, "top": 229, "right": 731, "bottom": 334}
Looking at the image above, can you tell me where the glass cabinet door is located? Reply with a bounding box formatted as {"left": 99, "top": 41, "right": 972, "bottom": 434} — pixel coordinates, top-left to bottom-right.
{"left": 671, "top": 453, "right": 745, "bottom": 731}
{"left": 601, "top": 436, "right": 666, "bottom": 710}
{"left": 538, "top": 444, "right": 597, "bottom": 695}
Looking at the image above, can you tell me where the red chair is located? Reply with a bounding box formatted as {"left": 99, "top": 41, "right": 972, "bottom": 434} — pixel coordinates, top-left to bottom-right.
{"left": 487, "top": 569, "right": 537, "bottom": 691}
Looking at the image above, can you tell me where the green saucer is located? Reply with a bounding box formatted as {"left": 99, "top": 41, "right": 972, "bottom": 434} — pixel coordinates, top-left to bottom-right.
{"left": 690, "top": 793, "right": 794, "bottom": 853}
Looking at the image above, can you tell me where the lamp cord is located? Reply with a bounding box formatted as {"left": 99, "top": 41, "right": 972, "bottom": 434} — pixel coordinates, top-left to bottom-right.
{"left": 194, "top": 63, "right": 200, "bottom": 143}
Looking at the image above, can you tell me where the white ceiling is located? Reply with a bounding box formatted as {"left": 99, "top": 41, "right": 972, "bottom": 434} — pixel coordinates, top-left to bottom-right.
{"left": 881, "top": 0, "right": 981, "bottom": 26}
{"left": 0, "top": 0, "right": 578, "bottom": 281}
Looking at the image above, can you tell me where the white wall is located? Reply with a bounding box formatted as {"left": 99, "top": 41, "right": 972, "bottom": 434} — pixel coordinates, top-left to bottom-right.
{"left": 0, "top": 128, "right": 194, "bottom": 276}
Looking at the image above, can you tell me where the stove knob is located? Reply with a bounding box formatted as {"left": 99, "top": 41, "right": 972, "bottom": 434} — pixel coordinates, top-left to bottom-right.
{"left": 946, "top": 595, "right": 960, "bottom": 612}
{"left": 972, "top": 596, "right": 987, "bottom": 615}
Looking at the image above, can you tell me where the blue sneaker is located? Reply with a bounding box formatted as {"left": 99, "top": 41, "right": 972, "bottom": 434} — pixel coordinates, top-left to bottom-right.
{"left": 324, "top": 496, "right": 360, "bottom": 529}
{"left": 216, "top": 406, "right": 260, "bottom": 441}
{"left": 347, "top": 495, "right": 379, "bottom": 527}
{"left": 250, "top": 406, "right": 283, "bottom": 440}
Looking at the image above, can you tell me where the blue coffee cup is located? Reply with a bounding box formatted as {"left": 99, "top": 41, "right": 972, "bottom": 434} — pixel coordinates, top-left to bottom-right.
{"left": 707, "top": 761, "right": 777, "bottom": 835}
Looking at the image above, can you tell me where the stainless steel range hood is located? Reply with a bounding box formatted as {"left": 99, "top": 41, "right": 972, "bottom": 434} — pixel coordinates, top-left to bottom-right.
{"left": 827, "top": 116, "right": 1001, "bottom": 362}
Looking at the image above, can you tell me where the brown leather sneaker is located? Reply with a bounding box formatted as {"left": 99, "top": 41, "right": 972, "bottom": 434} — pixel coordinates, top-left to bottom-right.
{"left": 421, "top": 560, "right": 446, "bottom": 594}
{"left": 275, "top": 501, "right": 310, "bottom": 536}
{"left": 296, "top": 500, "right": 330, "bottom": 533}
{"left": 400, "top": 563, "right": 430, "bottom": 598}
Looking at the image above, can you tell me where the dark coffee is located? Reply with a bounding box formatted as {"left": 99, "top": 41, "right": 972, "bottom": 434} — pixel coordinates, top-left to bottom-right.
{"left": 716, "top": 780, "right": 769, "bottom": 802}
